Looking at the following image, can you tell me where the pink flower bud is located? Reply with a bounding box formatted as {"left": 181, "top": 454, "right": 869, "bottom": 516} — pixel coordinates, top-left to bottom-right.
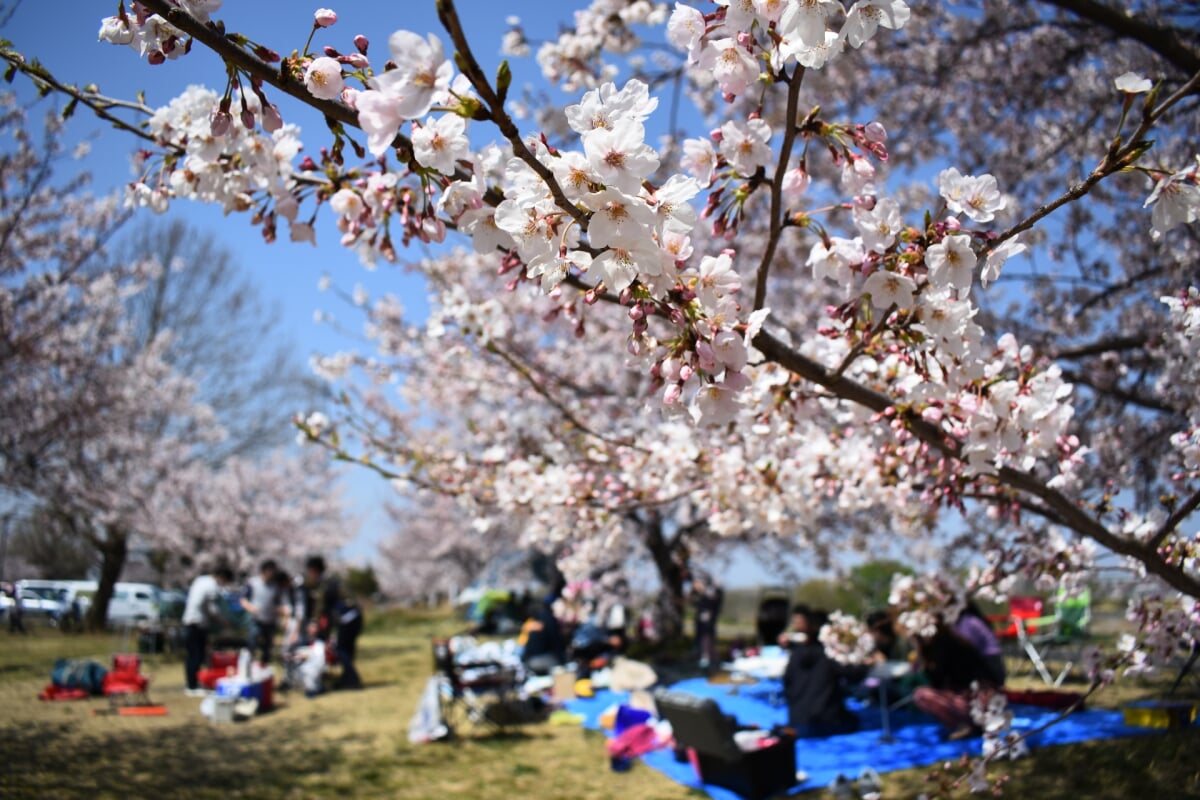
{"left": 354, "top": 34, "right": 369, "bottom": 54}
{"left": 261, "top": 103, "right": 283, "bottom": 132}
{"left": 323, "top": 46, "right": 341, "bottom": 57}
{"left": 341, "top": 53, "right": 368, "bottom": 68}
{"left": 709, "top": 127, "right": 723, "bottom": 143}
{"left": 314, "top": 8, "right": 338, "bottom": 27}
{"left": 421, "top": 217, "right": 446, "bottom": 243}
{"left": 210, "top": 109, "right": 232, "bottom": 137}
{"left": 663, "top": 383, "right": 682, "bottom": 405}
{"left": 864, "top": 121, "right": 887, "bottom": 143}
{"left": 241, "top": 108, "right": 256, "bottom": 130}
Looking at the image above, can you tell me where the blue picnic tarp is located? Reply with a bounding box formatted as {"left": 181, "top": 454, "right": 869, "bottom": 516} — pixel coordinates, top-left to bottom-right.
{"left": 564, "top": 676, "right": 1170, "bottom": 799}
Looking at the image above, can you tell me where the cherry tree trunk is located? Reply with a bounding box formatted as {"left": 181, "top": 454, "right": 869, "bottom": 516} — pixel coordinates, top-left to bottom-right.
{"left": 640, "top": 517, "right": 688, "bottom": 643}
{"left": 86, "top": 531, "right": 127, "bottom": 631}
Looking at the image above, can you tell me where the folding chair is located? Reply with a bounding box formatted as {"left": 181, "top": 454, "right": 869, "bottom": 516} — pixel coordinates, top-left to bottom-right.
{"left": 431, "top": 637, "right": 532, "bottom": 736}
{"left": 102, "top": 653, "right": 152, "bottom": 707}
{"left": 993, "top": 596, "right": 1044, "bottom": 642}
{"left": 1014, "top": 589, "right": 1091, "bottom": 687}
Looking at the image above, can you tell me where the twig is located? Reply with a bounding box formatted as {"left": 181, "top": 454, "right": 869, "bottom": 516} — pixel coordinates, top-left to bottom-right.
{"left": 435, "top": 0, "right": 589, "bottom": 230}
{"left": 0, "top": 49, "right": 167, "bottom": 150}
{"left": 990, "top": 69, "right": 1200, "bottom": 251}
{"left": 753, "top": 66, "right": 805, "bottom": 311}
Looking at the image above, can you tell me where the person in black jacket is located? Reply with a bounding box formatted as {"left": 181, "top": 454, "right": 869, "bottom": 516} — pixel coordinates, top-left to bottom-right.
{"left": 781, "top": 608, "right": 866, "bottom": 737}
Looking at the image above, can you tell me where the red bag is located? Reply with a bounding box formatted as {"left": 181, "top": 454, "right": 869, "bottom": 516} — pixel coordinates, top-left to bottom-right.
{"left": 38, "top": 684, "right": 90, "bottom": 701}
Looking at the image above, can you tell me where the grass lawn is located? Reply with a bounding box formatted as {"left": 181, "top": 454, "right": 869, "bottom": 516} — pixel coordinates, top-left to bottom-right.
{"left": 1, "top": 608, "right": 1198, "bottom": 799}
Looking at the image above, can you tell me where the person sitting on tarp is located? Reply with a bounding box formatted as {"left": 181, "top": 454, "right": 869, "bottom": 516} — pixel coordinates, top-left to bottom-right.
{"left": 953, "top": 601, "right": 1006, "bottom": 688}
{"left": 910, "top": 616, "right": 1000, "bottom": 740}
{"left": 778, "top": 602, "right": 812, "bottom": 647}
{"left": 519, "top": 596, "right": 566, "bottom": 675}
{"left": 782, "top": 607, "right": 868, "bottom": 737}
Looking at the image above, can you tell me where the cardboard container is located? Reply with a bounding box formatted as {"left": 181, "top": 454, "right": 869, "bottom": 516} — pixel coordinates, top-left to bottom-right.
{"left": 552, "top": 669, "right": 576, "bottom": 701}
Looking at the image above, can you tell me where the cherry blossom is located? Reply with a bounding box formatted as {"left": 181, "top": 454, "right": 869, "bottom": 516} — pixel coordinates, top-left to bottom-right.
{"left": 411, "top": 114, "right": 471, "bottom": 175}
{"left": 304, "top": 56, "right": 345, "bottom": 100}
{"left": 6, "top": 2, "right": 1198, "bottom": 734}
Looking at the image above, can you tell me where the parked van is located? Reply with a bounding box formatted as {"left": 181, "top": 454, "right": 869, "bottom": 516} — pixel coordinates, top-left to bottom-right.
{"left": 108, "top": 582, "right": 162, "bottom": 624}
{"left": 11, "top": 579, "right": 162, "bottom": 625}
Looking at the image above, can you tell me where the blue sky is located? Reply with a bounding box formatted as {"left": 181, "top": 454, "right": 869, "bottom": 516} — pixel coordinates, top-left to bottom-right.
{"left": 2, "top": 1, "right": 575, "bottom": 561}
{"left": 2, "top": 2, "right": 918, "bottom": 586}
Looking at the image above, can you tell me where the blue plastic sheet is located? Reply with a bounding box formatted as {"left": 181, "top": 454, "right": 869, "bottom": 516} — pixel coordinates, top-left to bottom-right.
{"left": 564, "top": 677, "right": 1168, "bottom": 799}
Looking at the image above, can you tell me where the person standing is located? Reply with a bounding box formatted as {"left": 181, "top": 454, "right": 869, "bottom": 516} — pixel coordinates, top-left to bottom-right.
{"left": 7, "top": 582, "right": 27, "bottom": 634}
{"left": 691, "top": 574, "right": 724, "bottom": 670}
{"left": 182, "top": 565, "right": 233, "bottom": 696}
{"left": 239, "top": 559, "right": 280, "bottom": 665}
{"left": 304, "top": 556, "right": 363, "bottom": 691}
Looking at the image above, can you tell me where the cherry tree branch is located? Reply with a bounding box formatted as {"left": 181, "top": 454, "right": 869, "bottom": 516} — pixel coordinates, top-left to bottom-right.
{"left": 1041, "top": 0, "right": 1200, "bottom": 76}
{"left": 753, "top": 66, "right": 805, "bottom": 311}
{"left": 1150, "top": 487, "right": 1200, "bottom": 548}
{"left": 0, "top": 49, "right": 168, "bottom": 151}
{"left": 1059, "top": 367, "right": 1179, "bottom": 415}
{"left": 435, "top": 0, "right": 590, "bottom": 231}
{"left": 753, "top": 326, "right": 1200, "bottom": 599}
{"left": 139, "top": 0, "right": 370, "bottom": 130}
{"left": 1050, "top": 335, "right": 1148, "bottom": 360}
{"left": 484, "top": 341, "right": 650, "bottom": 452}
{"left": 989, "top": 69, "right": 1200, "bottom": 251}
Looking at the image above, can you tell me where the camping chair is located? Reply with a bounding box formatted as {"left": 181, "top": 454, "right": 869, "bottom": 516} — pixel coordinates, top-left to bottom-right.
{"left": 102, "top": 654, "right": 152, "bottom": 707}
{"left": 993, "top": 596, "right": 1044, "bottom": 642}
{"left": 1014, "top": 589, "right": 1092, "bottom": 687}
{"left": 654, "top": 688, "right": 797, "bottom": 800}
{"left": 431, "top": 637, "right": 534, "bottom": 736}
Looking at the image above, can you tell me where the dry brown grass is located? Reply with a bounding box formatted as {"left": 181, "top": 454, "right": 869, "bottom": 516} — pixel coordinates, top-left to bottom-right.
{"left": 1, "top": 607, "right": 1198, "bottom": 799}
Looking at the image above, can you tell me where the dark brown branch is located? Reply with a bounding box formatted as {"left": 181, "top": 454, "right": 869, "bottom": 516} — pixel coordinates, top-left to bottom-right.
{"left": 989, "top": 69, "right": 1200, "bottom": 251}
{"left": 1041, "top": 0, "right": 1200, "bottom": 76}
{"left": 1059, "top": 367, "right": 1178, "bottom": 415}
{"left": 0, "top": 49, "right": 167, "bottom": 150}
{"left": 753, "top": 66, "right": 805, "bottom": 311}
{"left": 141, "top": 0, "right": 368, "bottom": 129}
{"left": 1051, "top": 335, "right": 1148, "bottom": 360}
{"left": 435, "top": 0, "right": 589, "bottom": 230}
{"left": 1151, "top": 487, "right": 1200, "bottom": 548}
{"left": 753, "top": 327, "right": 1200, "bottom": 599}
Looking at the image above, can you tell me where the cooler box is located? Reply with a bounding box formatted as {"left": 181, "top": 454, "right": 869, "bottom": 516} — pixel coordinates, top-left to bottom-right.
{"left": 246, "top": 676, "right": 274, "bottom": 712}
{"left": 211, "top": 651, "right": 239, "bottom": 671}
{"left": 215, "top": 676, "right": 274, "bottom": 712}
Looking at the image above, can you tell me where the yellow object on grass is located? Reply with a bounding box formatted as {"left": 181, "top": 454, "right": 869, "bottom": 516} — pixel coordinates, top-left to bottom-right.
{"left": 599, "top": 705, "right": 617, "bottom": 730}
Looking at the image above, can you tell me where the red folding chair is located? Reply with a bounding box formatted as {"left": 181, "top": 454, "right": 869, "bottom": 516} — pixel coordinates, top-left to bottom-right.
{"left": 102, "top": 654, "right": 151, "bottom": 706}
{"left": 995, "top": 596, "right": 1044, "bottom": 640}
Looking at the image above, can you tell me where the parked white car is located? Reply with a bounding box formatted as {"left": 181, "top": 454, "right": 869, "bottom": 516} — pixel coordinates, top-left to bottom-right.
{"left": 108, "top": 583, "right": 162, "bottom": 624}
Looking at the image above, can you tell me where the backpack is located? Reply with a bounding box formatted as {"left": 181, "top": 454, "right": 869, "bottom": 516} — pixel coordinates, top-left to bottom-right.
{"left": 51, "top": 658, "right": 108, "bottom": 696}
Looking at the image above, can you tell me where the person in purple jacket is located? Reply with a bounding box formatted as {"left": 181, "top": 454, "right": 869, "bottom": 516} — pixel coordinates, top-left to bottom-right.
{"left": 953, "top": 601, "right": 1006, "bottom": 687}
